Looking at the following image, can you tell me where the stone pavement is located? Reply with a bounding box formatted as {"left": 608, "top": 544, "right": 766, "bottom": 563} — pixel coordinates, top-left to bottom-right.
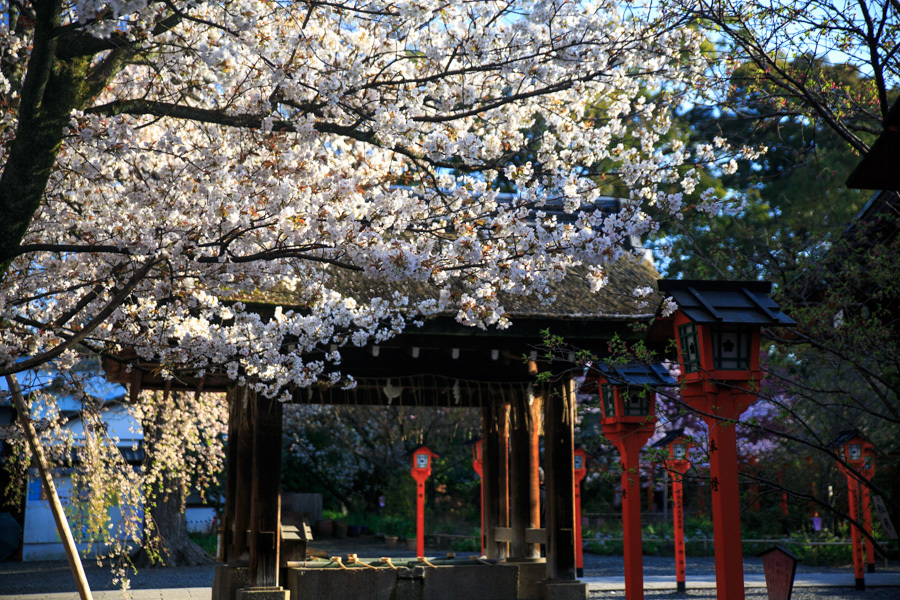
{"left": 0, "top": 589, "right": 210, "bottom": 600}
{"left": 2, "top": 540, "right": 899, "bottom": 600}
{"left": 585, "top": 571, "right": 900, "bottom": 591}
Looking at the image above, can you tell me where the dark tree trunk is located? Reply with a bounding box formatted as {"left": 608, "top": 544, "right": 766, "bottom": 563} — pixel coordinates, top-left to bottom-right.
{"left": 132, "top": 390, "right": 214, "bottom": 567}
{"left": 132, "top": 472, "right": 213, "bottom": 567}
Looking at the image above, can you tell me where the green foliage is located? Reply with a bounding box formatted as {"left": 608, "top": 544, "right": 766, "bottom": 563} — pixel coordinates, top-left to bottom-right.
{"left": 451, "top": 537, "right": 478, "bottom": 552}
{"left": 188, "top": 531, "right": 217, "bottom": 557}
{"left": 321, "top": 508, "right": 348, "bottom": 521}
{"left": 368, "top": 514, "right": 414, "bottom": 537}
{"left": 665, "top": 60, "right": 877, "bottom": 281}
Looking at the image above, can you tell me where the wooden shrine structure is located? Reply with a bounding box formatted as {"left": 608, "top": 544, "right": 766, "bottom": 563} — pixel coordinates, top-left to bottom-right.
{"left": 102, "top": 256, "right": 660, "bottom": 600}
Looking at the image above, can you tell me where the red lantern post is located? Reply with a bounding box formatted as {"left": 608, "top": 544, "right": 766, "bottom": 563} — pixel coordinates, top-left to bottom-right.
{"left": 592, "top": 362, "right": 674, "bottom": 600}
{"left": 863, "top": 447, "right": 876, "bottom": 574}
{"left": 653, "top": 280, "right": 795, "bottom": 600}
{"left": 574, "top": 447, "right": 588, "bottom": 577}
{"left": 829, "top": 432, "right": 873, "bottom": 590}
{"left": 654, "top": 431, "right": 691, "bottom": 593}
{"left": 410, "top": 445, "right": 439, "bottom": 558}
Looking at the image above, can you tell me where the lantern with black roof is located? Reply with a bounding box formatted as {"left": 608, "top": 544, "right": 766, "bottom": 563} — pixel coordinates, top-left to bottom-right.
{"left": 595, "top": 362, "right": 673, "bottom": 423}
{"left": 657, "top": 280, "right": 795, "bottom": 385}
{"left": 651, "top": 280, "right": 795, "bottom": 600}
{"left": 588, "top": 361, "right": 675, "bottom": 600}
{"left": 652, "top": 429, "right": 692, "bottom": 593}
{"left": 827, "top": 430, "right": 875, "bottom": 589}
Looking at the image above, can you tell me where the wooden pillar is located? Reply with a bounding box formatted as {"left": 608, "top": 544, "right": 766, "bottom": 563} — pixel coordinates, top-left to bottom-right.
{"left": 531, "top": 393, "right": 542, "bottom": 552}
{"left": 482, "top": 402, "right": 509, "bottom": 560}
{"left": 844, "top": 471, "right": 866, "bottom": 589}
{"left": 231, "top": 386, "right": 253, "bottom": 562}
{"left": 248, "top": 389, "right": 284, "bottom": 587}
{"left": 701, "top": 392, "right": 747, "bottom": 600}
{"left": 500, "top": 403, "right": 509, "bottom": 552}
{"left": 544, "top": 378, "right": 577, "bottom": 580}
{"left": 221, "top": 388, "right": 238, "bottom": 562}
{"left": 510, "top": 389, "right": 539, "bottom": 559}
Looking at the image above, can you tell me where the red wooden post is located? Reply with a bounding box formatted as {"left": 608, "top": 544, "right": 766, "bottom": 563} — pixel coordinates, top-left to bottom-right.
{"left": 410, "top": 446, "right": 438, "bottom": 558}
{"left": 848, "top": 476, "right": 865, "bottom": 589}
{"left": 671, "top": 462, "right": 689, "bottom": 593}
{"left": 657, "top": 434, "right": 691, "bottom": 594}
{"left": 606, "top": 423, "right": 655, "bottom": 600}
{"left": 862, "top": 484, "right": 874, "bottom": 572}
{"left": 574, "top": 448, "right": 588, "bottom": 577}
{"left": 832, "top": 433, "right": 873, "bottom": 590}
{"left": 417, "top": 479, "right": 426, "bottom": 556}
{"left": 690, "top": 390, "right": 749, "bottom": 600}
{"left": 862, "top": 449, "right": 875, "bottom": 573}
{"left": 471, "top": 439, "right": 484, "bottom": 556}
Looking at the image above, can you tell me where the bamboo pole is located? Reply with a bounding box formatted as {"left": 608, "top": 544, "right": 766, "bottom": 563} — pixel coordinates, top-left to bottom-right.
{"left": 6, "top": 373, "right": 93, "bottom": 600}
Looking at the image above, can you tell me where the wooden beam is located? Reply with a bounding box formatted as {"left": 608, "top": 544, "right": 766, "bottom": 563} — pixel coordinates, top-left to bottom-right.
{"left": 530, "top": 391, "right": 543, "bottom": 555}
{"left": 221, "top": 388, "right": 238, "bottom": 562}
{"left": 499, "top": 402, "right": 509, "bottom": 559}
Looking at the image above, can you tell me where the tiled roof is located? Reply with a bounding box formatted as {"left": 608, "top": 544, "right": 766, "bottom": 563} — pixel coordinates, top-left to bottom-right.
{"left": 657, "top": 280, "right": 796, "bottom": 326}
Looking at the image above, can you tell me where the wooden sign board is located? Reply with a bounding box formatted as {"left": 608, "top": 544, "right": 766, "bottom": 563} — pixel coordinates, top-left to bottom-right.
{"left": 758, "top": 545, "right": 799, "bottom": 600}
{"left": 872, "top": 495, "right": 898, "bottom": 540}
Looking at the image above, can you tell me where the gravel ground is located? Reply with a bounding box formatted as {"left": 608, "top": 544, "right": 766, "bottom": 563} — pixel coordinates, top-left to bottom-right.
{"left": 589, "top": 590, "right": 900, "bottom": 600}
{"left": 0, "top": 559, "right": 216, "bottom": 595}
{"left": 581, "top": 552, "right": 899, "bottom": 577}
{"left": 2, "top": 537, "right": 898, "bottom": 598}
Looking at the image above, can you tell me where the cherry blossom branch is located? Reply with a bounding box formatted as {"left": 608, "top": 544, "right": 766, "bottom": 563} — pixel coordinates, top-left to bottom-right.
{"left": 0, "top": 257, "right": 161, "bottom": 376}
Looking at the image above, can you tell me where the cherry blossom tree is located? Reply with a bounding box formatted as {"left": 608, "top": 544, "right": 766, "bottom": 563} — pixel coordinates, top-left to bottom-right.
{"left": 0, "top": 0, "right": 749, "bottom": 393}
{"left": 0, "top": 0, "right": 756, "bottom": 573}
